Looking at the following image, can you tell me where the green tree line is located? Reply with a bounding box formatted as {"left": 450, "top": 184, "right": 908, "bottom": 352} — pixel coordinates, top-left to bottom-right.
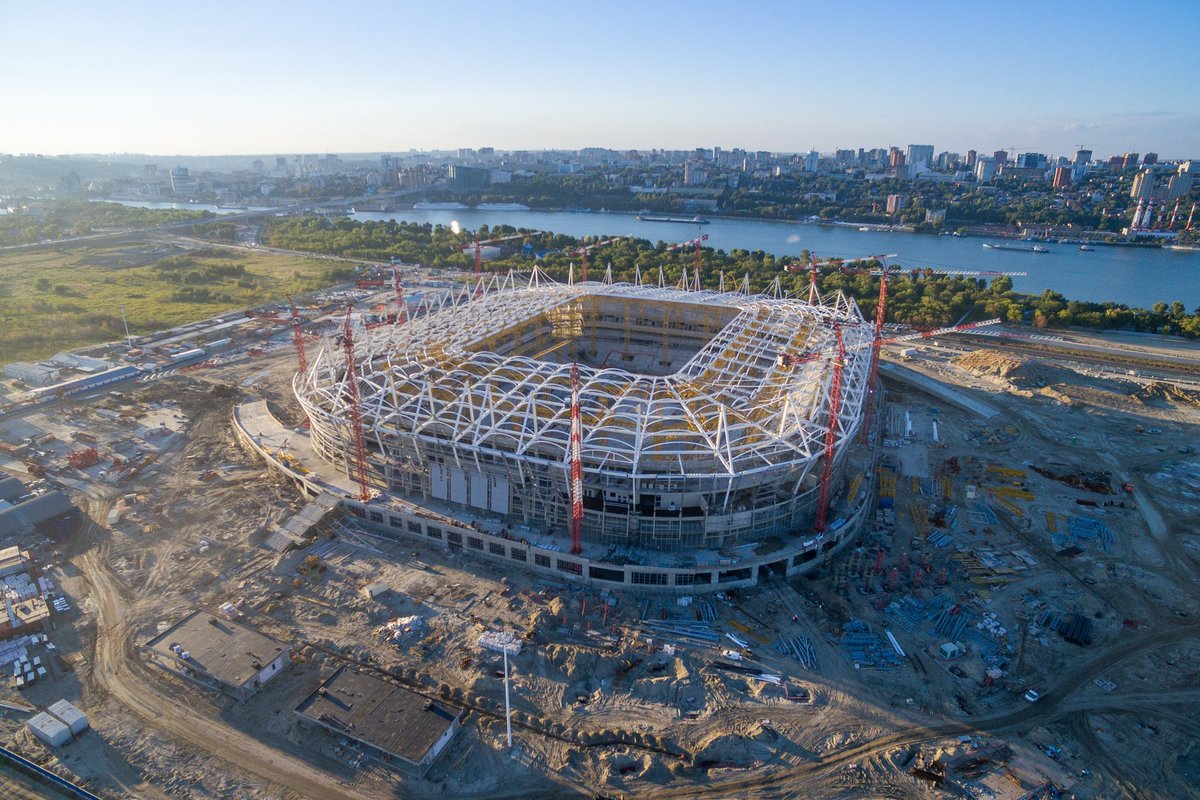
{"left": 262, "top": 217, "right": 1200, "bottom": 338}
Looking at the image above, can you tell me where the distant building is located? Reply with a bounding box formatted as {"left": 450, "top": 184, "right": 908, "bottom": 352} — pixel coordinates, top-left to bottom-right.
{"left": 906, "top": 144, "right": 934, "bottom": 175}
{"left": 683, "top": 161, "right": 709, "bottom": 186}
{"left": 1052, "top": 166, "right": 1072, "bottom": 189}
{"left": 1073, "top": 149, "right": 1092, "bottom": 166}
{"left": 925, "top": 208, "right": 946, "bottom": 224}
{"left": 965, "top": 150, "right": 977, "bottom": 168}
{"left": 447, "top": 165, "right": 490, "bottom": 189}
{"left": 975, "top": 156, "right": 998, "bottom": 182}
{"left": 1017, "top": 152, "right": 1047, "bottom": 170}
{"left": 1166, "top": 170, "right": 1193, "bottom": 200}
{"left": 1121, "top": 152, "right": 1140, "bottom": 169}
{"left": 144, "top": 610, "right": 291, "bottom": 701}
{"left": 886, "top": 194, "right": 909, "bottom": 214}
{"left": 3, "top": 362, "right": 60, "bottom": 387}
{"left": 992, "top": 150, "right": 1008, "bottom": 167}
{"left": 804, "top": 150, "right": 820, "bottom": 173}
{"left": 58, "top": 172, "right": 82, "bottom": 196}
{"left": 888, "top": 148, "right": 905, "bottom": 168}
{"left": 169, "top": 167, "right": 199, "bottom": 196}
{"left": 251, "top": 159, "right": 265, "bottom": 175}
{"left": 295, "top": 667, "right": 462, "bottom": 777}
{"left": 1130, "top": 169, "right": 1156, "bottom": 200}
{"left": 143, "top": 164, "right": 158, "bottom": 177}
{"left": 1142, "top": 152, "right": 1158, "bottom": 166}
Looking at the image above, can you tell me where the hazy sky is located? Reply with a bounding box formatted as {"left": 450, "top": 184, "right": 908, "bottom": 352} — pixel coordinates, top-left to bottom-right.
{"left": 4, "top": 0, "right": 1199, "bottom": 158}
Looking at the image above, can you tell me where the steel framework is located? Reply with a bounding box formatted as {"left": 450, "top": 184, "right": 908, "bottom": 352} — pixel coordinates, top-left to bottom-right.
{"left": 297, "top": 269, "right": 873, "bottom": 549}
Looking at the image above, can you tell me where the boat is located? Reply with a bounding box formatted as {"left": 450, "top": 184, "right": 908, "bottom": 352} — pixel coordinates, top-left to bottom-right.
{"left": 982, "top": 243, "right": 1049, "bottom": 253}
{"left": 477, "top": 202, "right": 530, "bottom": 211}
{"left": 636, "top": 215, "right": 710, "bottom": 225}
{"left": 1079, "top": 244, "right": 1095, "bottom": 251}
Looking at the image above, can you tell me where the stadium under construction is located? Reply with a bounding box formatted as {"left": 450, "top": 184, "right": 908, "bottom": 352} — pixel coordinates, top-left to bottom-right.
{"left": 243, "top": 269, "right": 880, "bottom": 590}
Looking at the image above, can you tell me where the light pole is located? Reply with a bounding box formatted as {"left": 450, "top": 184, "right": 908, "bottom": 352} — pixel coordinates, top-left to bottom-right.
{"left": 119, "top": 303, "right": 133, "bottom": 350}
{"left": 503, "top": 645, "right": 513, "bottom": 749}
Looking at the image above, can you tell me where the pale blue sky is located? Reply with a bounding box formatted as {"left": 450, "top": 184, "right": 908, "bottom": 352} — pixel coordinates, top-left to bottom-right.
{"left": 3, "top": 0, "right": 1198, "bottom": 157}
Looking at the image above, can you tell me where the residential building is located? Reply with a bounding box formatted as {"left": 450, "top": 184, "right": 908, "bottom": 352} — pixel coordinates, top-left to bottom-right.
{"left": 975, "top": 156, "right": 997, "bottom": 182}
{"left": 966, "top": 150, "right": 977, "bottom": 168}
{"left": 1122, "top": 152, "right": 1140, "bottom": 169}
{"left": 683, "top": 161, "right": 708, "bottom": 186}
{"left": 906, "top": 144, "right": 934, "bottom": 175}
{"left": 1142, "top": 152, "right": 1158, "bottom": 166}
{"left": 1166, "top": 170, "right": 1193, "bottom": 201}
{"left": 886, "top": 194, "right": 909, "bottom": 214}
{"left": 446, "top": 165, "right": 490, "bottom": 189}
{"left": 804, "top": 150, "right": 819, "bottom": 173}
{"left": 1130, "top": 170, "right": 1156, "bottom": 200}
{"left": 1017, "top": 152, "right": 1048, "bottom": 170}
{"left": 1052, "top": 167, "right": 1072, "bottom": 189}
{"left": 1073, "top": 149, "right": 1092, "bottom": 166}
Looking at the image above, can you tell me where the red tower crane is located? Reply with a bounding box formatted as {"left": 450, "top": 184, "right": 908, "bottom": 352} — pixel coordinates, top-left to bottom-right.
{"left": 568, "top": 362, "right": 584, "bottom": 555}
{"left": 287, "top": 294, "right": 307, "bottom": 379}
{"left": 813, "top": 322, "right": 846, "bottom": 534}
{"left": 341, "top": 306, "right": 372, "bottom": 502}
{"left": 568, "top": 236, "right": 625, "bottom": 283}
{"left": 462, "top": 232, "right": 532, "bottom": 297}
{"left": 792, "top": 316, "right": 1003, "bottom": 532}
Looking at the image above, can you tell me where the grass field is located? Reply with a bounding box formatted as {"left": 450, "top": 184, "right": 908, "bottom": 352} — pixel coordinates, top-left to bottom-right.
{"left": 0, "top": 241, "right": 341, "bottom": 362}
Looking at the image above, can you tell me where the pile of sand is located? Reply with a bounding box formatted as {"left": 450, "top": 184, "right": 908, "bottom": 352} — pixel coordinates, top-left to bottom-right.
{"left": 953, "top": 351, "right": 1025, "bottom": 379}
{"left": 691, "top": 722, "right": 777, "bottom": 768}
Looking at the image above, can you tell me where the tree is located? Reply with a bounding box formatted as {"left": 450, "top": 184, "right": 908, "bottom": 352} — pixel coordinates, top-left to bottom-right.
{"left": 35, "top": 278, "right": 51, "bottom": 291}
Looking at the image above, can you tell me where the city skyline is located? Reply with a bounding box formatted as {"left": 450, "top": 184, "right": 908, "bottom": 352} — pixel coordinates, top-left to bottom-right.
{"left": 4, "top": 0, "right": 1199, "bottom": 158}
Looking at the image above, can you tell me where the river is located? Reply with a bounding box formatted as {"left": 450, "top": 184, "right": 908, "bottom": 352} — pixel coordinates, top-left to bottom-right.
{"left": 100, "top": 200, "right": 1199, "bottom": 309}
{"left": 350, "top": 208, "right": 1200, "bottom": 310}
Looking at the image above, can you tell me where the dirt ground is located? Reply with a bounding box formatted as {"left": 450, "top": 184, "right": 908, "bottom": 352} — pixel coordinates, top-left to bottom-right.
{"left": 1, "top": 327, "right": 1199, "bottom": 799}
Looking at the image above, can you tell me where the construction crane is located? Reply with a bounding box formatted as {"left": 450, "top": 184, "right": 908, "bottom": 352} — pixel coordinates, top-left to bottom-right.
{"left": 789, "top": 317, "right": 1002, "bottom": 532}
{"left": 341, "top": 306, "right": 373, "bottom": 502}
{"left": 462, "top": 232, "right": 532, "bottom": 296}
{"left": 665, "top": 232, "right": 709, "bottom": 289}
{"left": 568, "top": 362, "right": 584, "bottom": 555}
{"left": 812, "top": 322, "right": 846, "bottom": 534}
{"left": 286, "top": 294, "right": 307, "bottom": 380}
{"left": 567, "top": 236, "right": 625, "bottom": 283}
{"left": 783, "top": 253, "right": 895, "bottom": 304}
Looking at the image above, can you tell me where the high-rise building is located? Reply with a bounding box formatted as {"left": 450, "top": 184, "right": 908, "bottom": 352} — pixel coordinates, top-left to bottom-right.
{"left": 906, "top": 144, "right": 934, "bottom": 175}
{"left": 683, "top": 161, "right": 709, "bottom": 186}
{"left": 993, "top": 150, "right": 1008, "bottom": 167}
{"left": 966, "top": 150, "right": 978, "bottom": 168}
{"left": 1166, "top": 170, "right": 1193, "bottom": 201}
{"left": 1130, "top": 169, "right": 1156, "bottom": 200}
{"left": 1073, "top": 149, "right": 1092, "bottom": 166}
{"left": 1142, "top": 152, "right": 1158, "bottom": 166}
{"left": 804, "top": 150, "right": 819, "bottom": 173}
{"left": 975, "top": 156, "right": 997, "bottom": 182}
{"left": 888, "top": 148, "right": 905, "bottom": 168}
{"left": 1052, "top": 166, "right": 1072, "bottom": 189}
{"left": 447, "top": 164, "right": 490, "bottom": 189}
{"left": 1122, "top": 152, "right": 1140, "bottom": 169}
{"left": 1017, "top": 152, "right": 1048, "bottom": 170}
{"left": 252, "top": 159, "right": 265, "bottom": 175}
{"left": 886, "top": 194, "right": 909, "bottom": 214}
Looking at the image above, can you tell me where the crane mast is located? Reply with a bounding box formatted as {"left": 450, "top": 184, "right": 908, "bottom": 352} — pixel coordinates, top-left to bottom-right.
{"left": 341, "top": 306, "right": 372, "bottom": 502}
{"left": 568, "top": 362, "right": 584, "bottom": 555}
{"left": 813, "top": 323, "right": 846, "bottom": 534}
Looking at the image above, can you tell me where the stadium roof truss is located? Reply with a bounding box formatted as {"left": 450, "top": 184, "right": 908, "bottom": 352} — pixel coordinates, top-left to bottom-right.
{"left": 299, "top": 268, "right": 872, "bottom": 482}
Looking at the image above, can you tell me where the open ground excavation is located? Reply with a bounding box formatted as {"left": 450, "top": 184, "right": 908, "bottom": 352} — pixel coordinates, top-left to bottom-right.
{"left": 1, "top": 321, "right": 1199, "bottom": 799}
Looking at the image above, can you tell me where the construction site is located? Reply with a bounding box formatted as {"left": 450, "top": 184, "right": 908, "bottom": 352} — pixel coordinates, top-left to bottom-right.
{"left": 0, "top": 251, "right": 1198, "bottom": 800}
